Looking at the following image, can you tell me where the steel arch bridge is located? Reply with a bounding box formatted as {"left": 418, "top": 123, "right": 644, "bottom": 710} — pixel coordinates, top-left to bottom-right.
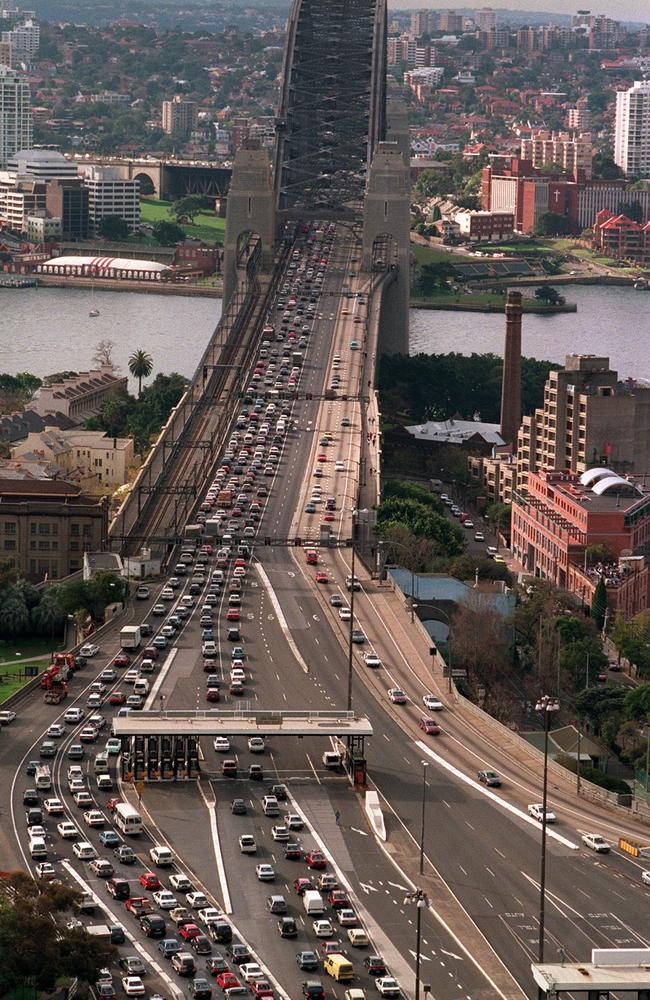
{"left": 274, "top": 0, "right": 387, "bottom": 221}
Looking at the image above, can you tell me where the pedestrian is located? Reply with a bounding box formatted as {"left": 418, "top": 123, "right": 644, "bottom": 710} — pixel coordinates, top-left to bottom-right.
{"left": 335, "top": 809, "right": 341, "bottom": 826}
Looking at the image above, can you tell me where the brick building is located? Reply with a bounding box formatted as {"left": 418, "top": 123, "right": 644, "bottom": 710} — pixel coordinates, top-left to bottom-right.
{"left": 0, "top": 478, "right": 109, "bottom": 582}
{"left": 592, "top": 209, "right": 650, "bottom": 263}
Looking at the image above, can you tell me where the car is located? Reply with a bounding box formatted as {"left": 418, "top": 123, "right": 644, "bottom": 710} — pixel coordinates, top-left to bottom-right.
{"left": 239, "top": 835, "right": 256, "bottom": 854}
{"left": 271, "top": 825, "right": 289, "bottom": 841}
{"left": 329, "top": 594, "right": 343, "bottom": 607}
{"left": 126, "top": 897, "right": 154, "bottom": 917}
{"left": 348, "top": 928, "right": 369, "bottom": 947}
{"left": 227, "top": 943, "right": 252, "bottom": 965}
{"left": 187, "top": 891, "right": 209, "bottom": 909}
{"left": 256, "top": 864, "right": 275, "bottom": 881}
{"left": 216, "top": 972, "right": 240, "bottom": 992}
{"left": 153, "top": 889, "right": 179, "bottom": 909}
{"left": 64, "top": 707, "right": 84, "bottom": 724}
{"left": 109, "top": 691, "right": 126, "bottom": 706}
{"left": 284, "top": 843, "right": 301, "bottom": 860}
{"left": 248, "top": 736, "right": 265, "bottom": 753}
{"left": 170, "top": 907, "right": 194, "bottom": 927}
{"left": 641, "top": 870, "right": 650, "bottom": 886}
{"left": 582, "top": 833, "right": 611, "bottom": 853}
{"left": 313, "top": 919, "right": 334, "bottom": 938}
{"left": 138, "top": 870, "right": 161, "bottom": 891}
{"left": 474, "top": 531, "right": 485, "bottom": 542}
{"left": 47, "top": 723, "right": 65, "bottom": 738}
{"left": 278, "top": 917, "right": 298, "bottom": 938}
{"left": 351, "top": 629, "right": 365, "bottom": 644}
{"left": 528, "top": 803, "right": 556, "bottom": 823}
{"left": 169, "top": 873, "right": 193, "bottom": 893}
{"left": 159, "top": 938, "right": 182, "bottom": 959}
{"left": 302, "top": 981, "right": 325, "bottom": 1000}
{"left": 57, "top": 821, "right": 78, "bottom": 839}
{"left": 240, "top": 963, "right": 264, "bottom": 983}
{"left": 387, "top": 688, "right": 407, "bottom": 704}
{"left": 198, "top": 908, "right": 222, "bottom": 926}
{"left": 95, "top": 983, "right": 117, "bottom": 1000}
{"left": 150, "top": 845, "right": 174, "bottom": 866}
{"left": 478, "top": 770, "right": 501, "bottom": 787}
{"left": 190, "top": 977, "right": 213, "bottom": 999}
{"left": 214, "top": 736, "right": 231, "bottom": 753}
{"left": 297, "top": 951, "right": 319, "bottom": 971}
{"left": 121, "top": 977, "right": 145, "bottom": 997}
{"left": 364, "top": 956, "right": 386, "bottom": 976}
{"left": 375, "top": 978, "right": 401, "bottom": 997}
{"left": 191, "top": 934, "right": 213, "bottom": 956}
{"left": 328, "top": 890, "right": 349, "bottom": 909}
{"left": 172, "top": 950, "right": 198, "bottom": 975}
{"left": 179, "top": 923, "right": 202, "bottom": 941}
{"left": 337, "top": 908, "right": 358, "bottom": 927}
{"left": 363, "top": 652, "right": 381, "bottom": 668}
{"left": 315, "top": 571, "right": 328, "bottom": 584}
{"left": 73, "top": 841, "right": 97, "bottom": 860}
{"left": 23, "top": 789, "right": 39, "bottom": 806}
{"left": 305, "top": 851, "right": 327, "bottom": 870}
{"left": 73, "top": 791, "right": 93, "bottom": 807}
{"left": 206, "top": 953, "right": 229, "bottom": 975}
{"left": 422, "top": 695, "right": 443, "bottom": 711}
{"left": 105, "top": 738, "right": 121, "bottom": 756}
{"left": 419, "top": 717, "right": 440, "bottom": 735}
{"left": 252, "top": 981, "right": 274, "bottom": 998}
{"left": 119, "top": 957, "right": 146, "bottom": 976}
{"left": 83, "top": 809, "right": 106, "bottom": 828}
{"left": 231, "top": 799, "right": 247, "bottom": 815}
{"left": 79, "top": 643, "right": 100, "bottom": 658}
{"left": 115, "top": 844, "right": 136, "bottom": 864}
{"left": 493, "top": 554, "right": 506, "bottom": 565}
{"left": 284, "top": 813, "right": 304, "bottom": 831}
{"left": 97, "top": 831, "right": 120, "bottom": 849}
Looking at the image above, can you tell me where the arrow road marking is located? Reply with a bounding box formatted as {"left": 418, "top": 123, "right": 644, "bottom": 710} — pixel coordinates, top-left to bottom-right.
{"left": 358, "top": 882, "right": 378, "bottom": 893}
{"left": 388, "top": 881, "right": 408, "bottom": 892}
{"left": 441, "top": 949, "right": 464, "bottom": 961}
{"left": 409, "top": 950, "right": 431, "bottom": 961}
{"left": 350, "top": 826, "right": 368, "bottom": 836}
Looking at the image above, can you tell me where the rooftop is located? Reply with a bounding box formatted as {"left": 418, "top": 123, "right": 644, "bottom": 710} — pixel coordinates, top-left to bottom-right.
{"left": 113, "top": 710, "right": 373, "bottom": 738}
{"left": 406, "top": 419, "right": 504, "bottom": 447}
{"left": 537, "top": 468, "right": 650, "bottom": 515}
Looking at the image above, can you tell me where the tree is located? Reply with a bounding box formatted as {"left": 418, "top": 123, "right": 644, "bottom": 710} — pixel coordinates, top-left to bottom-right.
{"left": 574, "top": 683, "right": 626, "bottom": 734}
{"left": 451, "top": 593, "right": 510, "bottom": 692}
{"left": 414, "top": 170, "right": 450, "bottom": 200}
{"left": 0, "top": 593, "right": 29, "bottom": 637}
{"left": 152, "top": 220, "right": 186, "bottom": 245}
{"left": 592, "top": 151, "right": 623, "bottom": 180}
{"left": 623, "top": 683, "right": 650, "bottom": 721}
{"left": 97, "top": 214, "right": 130, "bottom": 240}
{"left": 92, "top": 339, "right": 115, "bottom": 368}
{"left": 534, "top": 285, "right": 564, "bottom": 305}
{"left": 128, "top": 349, "right": 154, "bottom": 397}
{"left": 31, "top": 588, "right": 64, "bottom": 641}
{"left": 172, "top": 195, "right": 209, "bottom": 223}
{"left": 533, "top": 212, "right": 573, "bottom": 237}
{"left": 591, "top": 577, "right": 608, "bottom": 631}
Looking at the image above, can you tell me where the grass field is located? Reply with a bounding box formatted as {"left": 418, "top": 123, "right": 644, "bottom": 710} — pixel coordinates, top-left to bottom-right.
{"left": 0, "top": 658, "right": 49, "bottom": 703}
{"left": 410, "top": 242, "right": 474, "bottom": 265}
{"left": 140, "top": 198, "right": 226, "bottom": 244}
{"left": 411, "top": 289, "right": 575, "bottom": 312}
{"left": 0, "top": 638, "right": 55, "bottom": 662}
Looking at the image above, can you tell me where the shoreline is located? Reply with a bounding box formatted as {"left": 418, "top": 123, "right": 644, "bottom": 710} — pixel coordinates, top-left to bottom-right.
{"left": 410, "top": 296, "right": 577, "bottom": 313}
{"left": 34, "top": 274, "right": 223, "bottom": 297}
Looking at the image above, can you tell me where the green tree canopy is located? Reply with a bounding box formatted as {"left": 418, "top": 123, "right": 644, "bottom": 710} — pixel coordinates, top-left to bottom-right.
{"left": 591, "top": 577, "right": 609, "bottom": 631}
{"left": 623, "top": 683, "right": 650, "bottom": 721}
{"left": 97, "top": 214, "right": 130, "bottom": 240}
{"left": 128, "top": 348, "right": 154, "bottom": 397}
{"left": 172, "top": 195, "right": 210, "bottom": 222}
{"left": 152, "top": 219, "right": 186, "bottom": 245}
{"left": 533, "top": 211, "right": 573, "bottom": 237}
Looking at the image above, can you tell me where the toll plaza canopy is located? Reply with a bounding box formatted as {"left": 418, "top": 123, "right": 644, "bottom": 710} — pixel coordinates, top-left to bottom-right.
{"left": 113, "top": 709, "right": 373, "bottom": 738}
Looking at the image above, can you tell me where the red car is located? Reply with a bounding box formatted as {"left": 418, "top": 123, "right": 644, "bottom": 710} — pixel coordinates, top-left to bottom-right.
{"left": 125, "top": 897, "right": 154, "bottom": 916}
{"left": 321, "top": 940, "right": 346, "bottom": 956}
{"left": 138, "top": 871, "right": 160, "bottom": 891}
{"left": 206, "top": 688, "right": 220, "bottom": 702}
{"left": 293, "top": 877, "right": 315, "bottom": 896}
{"left": 107, "top": 797, "right": 122, "bottom": 813}
{"left": 109, "top": 691, "right": 126, "bottom": 705}
{"left": 328, "top": 890, "right": 349, "bottom": 909}
{"left": 316, "top": 454, "right": 327, "bottom": 462}
{"left": 113, "top": 654, "right": 130, "bottom": 667}
{"left": 315, "top": 572, "right": 328, "bottom": 584}
{"left": 234, "top": 558, "right": 247, "bottom": 568}
{"left": 323, "top": 513, "right": 335, "bottom": 522}
{"left": 226, "top": 609, "right": 240, "bottom": 621}
{"left": 252, "top": 982, "right": 274, "bottom": 998}
{"left": 419, "top": 717, "right": 441, "bottom": 736}
{"left": 216, "top": 972, "right": 240, "bottom": 991}
{"left": 305, "top": 851, "right": 327, "bottom": 870}
{"left": 179, "top": 922, "right": 201, "bottom": 941}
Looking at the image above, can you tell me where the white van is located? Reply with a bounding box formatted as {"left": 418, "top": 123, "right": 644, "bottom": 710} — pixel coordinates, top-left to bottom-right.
{"left": 303, "top": 889, "right": 325, "bottom": 915}
{"left": 96, "top": 774, "right": 113, "bottom": 791}
{"left": 262, "top": 795, "right": 280, "bottom": 816}
{"left": 133, "top": 678, "right": 150, "bottom": 697}
{"left": 29, "top": 836, "right": 47, "bottom": 859}
{"left": 94, "top": 754, "right": 109, "bottom": 774}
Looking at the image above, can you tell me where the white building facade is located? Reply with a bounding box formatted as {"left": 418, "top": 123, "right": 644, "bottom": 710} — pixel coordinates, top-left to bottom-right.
{"left": 0, "top": 65, "right": 31, "bottom": 169}
{"left": 80, "top": 165, "right": 140, "bottom": 233}
{"left": 615, "top": 80, "right": 650, "bottom": 178}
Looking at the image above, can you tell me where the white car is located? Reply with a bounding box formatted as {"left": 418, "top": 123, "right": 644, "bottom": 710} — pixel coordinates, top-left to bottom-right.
{"left": 641, "top": 870, "right": 650, "bottom": 886}
{"left": 284, "top": 813, "right": 304, "bottom": 831}
{"left": 239, "top": 835, "right": 257, "bottom": 854}
{"left": 248, "top": 737, "right": 265, "bottom": 753}
{"left": 0, "top": 710, "right": 16, "bottom": 724}
{"left": 197, "top": 907, "right": 221, "bottom": 925}
{"left": 363, "top": 652, "right": 381, "bottom": 668}
{"left": 35, "top": 862, "right": 56, "bottom": 879}
{"left": 186, "top": 891, "right": 209, "bottom": 908}
{"left": 121, "top": 977, "right": 145, "bottom": 997}
{"left": 339, "top": 608, "right": 352, "bottom": 621}
{"left": 79, "top": 643, "right": 99, "bottom": 658}
{"left": 153, "top": 889, "right": 179, "bottom": 909}
{"left": 170, "top": 873, "right": 194, "bottom": 892}
{"left": 73, "top": 841, "right": 97, "bottom": 860}
{"left": 83, "top": 809, "right": 106, "bottom": 827}
{"left": 150, "top": 845, "right": 174, "bottom": 866}
{"left": 73, "top": 791, "right": 93, "bottom": 807}
{"left": 335, "top": 461, "right": 345, "bottom": 472}
{"left": 313, "top": 919, "right": 334, "bottom": 937}
{"left": 64, "top": 708, "right": 84, "bottom": 724}
{"left": 44, "top": 798, "right": 65, "bottom": 815}
{"left": 240, "top": 963, "right": 264, "bottom": 983}
{"left": 255, "top": 864, "right": 275, "bottom": 881}
{"left": 57, "top": 821, "right": 79, "bottom": 839}
{"left": 528, "top": 803, "right": 556, "bottom": 824}
{"left": 271, "top": 825, "right": 289, "bottom": 841}
{"left": 47, "top": 723, "right": 65, "bottom": 738}
{"left": 213, "top": 737, "right": 231, "bottom": 752}
{"left": 422, "top": 695, "right": 443, "bottom": 711}
{"left": 376, "top": 977, "right": 401, "bottom": 997}
{"left": 582, "top": 833, "right": 611, "bottom": 853}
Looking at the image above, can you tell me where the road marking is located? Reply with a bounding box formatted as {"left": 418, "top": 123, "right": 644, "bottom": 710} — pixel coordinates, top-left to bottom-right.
{"left": 409, "top": 950, "right": 431, "bottom": 961}
{"left": 415, "top": 741, "right": 579, "bottom": 851}
{"left": 388, "top": 880, "right": 408, "bottom": 892}
{"left": 350, "top": 826, "right": 368, "bottom": 836}
{"left": 198, "top": 780, "right": 232, "bottom": 914}
{"left": 359, "top": 882, "right": 378, "bottom": 893}
{"left": 441, "top": 949, "right": 464, "bottom": 961}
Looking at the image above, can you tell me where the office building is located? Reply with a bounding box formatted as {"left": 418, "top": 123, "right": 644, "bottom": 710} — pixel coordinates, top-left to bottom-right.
{"left": 80, "top": 164, "right": 140, "bottom": 233}
{"left": 475, "top": 7, "right": 496, "bottom": 31}
{"left": 454, "top": 208, "right": 514, "bottom": 242}
{"left": 0, "top": 477, "right": 109, "bottom": 583}
{"left": 615, "top": 81, "right": 650, "bottom": 178}
{"left": 7, "top": 147, "right": 78, "bottom": 181}
{"left": 26, "top": 210, "right": 61, "bottom": 241}
{"left": 520, "top": 130, "right": 593, "bottom": 179}
{"left": 161, "top": 96, "right": 196, "bottom": 136}
{"left": 0, "top": 174, "right": 43, "bottom": 228}
{"left": 0, "top": 64, "right": 31, "bottom": 168}
{"left": 0, "top": 39, "right": 11, "bottom": 66}
{"left": 410, "top": 10, "right": 430, "bottom": 35}
{"left": 45, "top": 178, "right": 89, "bottom": 240}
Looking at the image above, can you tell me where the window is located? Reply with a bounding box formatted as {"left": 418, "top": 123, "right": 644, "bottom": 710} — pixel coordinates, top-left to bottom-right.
{"left": 4, "top": 539, "right": 15, "bottom": 550}
{"left": 30, "top": 523, "right": 37, "bottom": 535}
{"left": 38, "top": 523, "right": 50, "bottom": 535}
{"left": 82, "top": 524, "right": 92, "bottom": 537}
{"left": 4, "top": 522, "right": 16, "bottom": 534}
{"left": 71, "top": 523, "right": 79, "bottom": 536}
{"left": 70, "top": 541, "right": 79, "bottom": 552}
{"left": 38, "top": 541, "right": 50, "bottom": 551}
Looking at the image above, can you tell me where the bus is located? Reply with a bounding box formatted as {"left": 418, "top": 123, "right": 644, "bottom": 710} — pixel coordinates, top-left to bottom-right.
{"left": 114, "top": 802, "right": 143, "bottom": 836}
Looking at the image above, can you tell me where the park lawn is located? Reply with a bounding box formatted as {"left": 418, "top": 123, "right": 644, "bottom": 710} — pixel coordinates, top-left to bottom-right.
{"left": 0, "top": 658, "right": 50, "bottom": 703}
{"left": 0, "top": 637, "right": 55, "bottom": 663}
{"left": 410, "top": 242, "right": 473, "bottom": 265}
{"left": 140, "top": 198, "right": 226, "bottom": 244}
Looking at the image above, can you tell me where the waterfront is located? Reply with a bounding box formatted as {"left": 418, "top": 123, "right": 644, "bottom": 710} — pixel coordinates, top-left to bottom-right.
{"left": 0, "top": 286, "right": 221, "bottom": 386}
{"left": 1, "top": 282, "right": 648, "bottom": 387}
{"left": 410, "top": 284, "right": 650, "bottom": 380}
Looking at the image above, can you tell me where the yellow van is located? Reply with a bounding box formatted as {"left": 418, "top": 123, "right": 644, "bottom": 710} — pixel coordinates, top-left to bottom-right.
{"left": 324, "top": 953, "right": 354, "bottom": 982}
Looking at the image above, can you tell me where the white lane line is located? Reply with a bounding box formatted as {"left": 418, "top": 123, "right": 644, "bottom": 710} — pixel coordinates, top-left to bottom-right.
{"left": 255, "top": 561, "right": 308, "bottom": 674}
{"left": 62, "top": 860, "right": 184, "bottom": 997}
{"left": 198, "top": 779, "right": 232, "bottom": 914}
{"left": 415, "top": 740, "right": 579, "bottom": 851}
{"left": 145, "top": 647, "right": 178, "bottom": 709}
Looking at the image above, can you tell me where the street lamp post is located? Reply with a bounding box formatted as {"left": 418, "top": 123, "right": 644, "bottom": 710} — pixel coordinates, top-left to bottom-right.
{"left": 419, "top": 760, "right": 429, "bottom": 876}
{"left": 535, "top": 694, "right": 560, "bottom": 978}
{"left": 413, "top": 602, "right": 453, "bottom": 693}
{"left": 404, "top": 889, "right": 429, "bottom": 1000}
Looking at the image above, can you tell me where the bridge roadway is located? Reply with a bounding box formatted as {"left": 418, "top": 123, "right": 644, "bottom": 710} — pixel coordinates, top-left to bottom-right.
{"left": 3, "top": 226, "right": 650, "bottom": 1000}
{"left": 129, "top": 226, "right": 650, "bottom": 997}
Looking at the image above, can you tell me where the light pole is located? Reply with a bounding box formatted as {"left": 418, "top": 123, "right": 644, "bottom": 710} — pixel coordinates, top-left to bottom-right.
{"left": 535, "top": 694, "right": 560, "bottom": 977}
{"left": 419, "top": 760, "right": 429, "bottom": 876}
{"left": 404, "top": 889, "right": 429, "bottom": 1000}
{"left": 413, "top": 602, "right": 453, "bottom": 693}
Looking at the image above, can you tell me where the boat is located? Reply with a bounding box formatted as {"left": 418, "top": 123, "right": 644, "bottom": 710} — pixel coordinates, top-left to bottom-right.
{"left": 89, "top": 308, "right": 100, "bottom": 317}
{"left": 634, "top": 278, "right": 648, "bottom": 290}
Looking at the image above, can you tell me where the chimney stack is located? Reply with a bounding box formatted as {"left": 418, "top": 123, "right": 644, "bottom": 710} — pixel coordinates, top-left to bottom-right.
{"left": 499, "top": 290, "right": 523, "bottom": 450}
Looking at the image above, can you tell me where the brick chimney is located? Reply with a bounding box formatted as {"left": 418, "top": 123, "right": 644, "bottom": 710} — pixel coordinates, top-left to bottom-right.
{"left": 499, "top": 290, "right": 523, "bottom": 450}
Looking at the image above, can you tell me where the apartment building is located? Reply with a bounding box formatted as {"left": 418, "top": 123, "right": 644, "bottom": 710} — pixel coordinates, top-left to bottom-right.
{"left": 615, "top": 80, "right": 650, "bottom": 179}
{"left": 0, "top": 64, "right": 31, "bottom": 168}
{"left": 0, "top": 478, "right": 109, "bottom": 582}
{"left": 520, "top": 129, "right": 593, "bottom": 179}
{"left": 80, "top": 164, "right": 140, "bottom": 233}
{"left": 592, "top": 209, "right": 650, "bottom": 263}
{"left": 161, "top": 96, "right": 197, "bottom": 136}
{"left": 12, "top": 429, "right": 136, "bottom": 489}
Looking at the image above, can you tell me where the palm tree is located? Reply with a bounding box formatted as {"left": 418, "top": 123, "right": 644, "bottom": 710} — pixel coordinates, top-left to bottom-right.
{"left": 0, "top": 594, "right": 29, "bottom": 638}
{"left": 128, "top": 349, "right": 154, "bottom": 398}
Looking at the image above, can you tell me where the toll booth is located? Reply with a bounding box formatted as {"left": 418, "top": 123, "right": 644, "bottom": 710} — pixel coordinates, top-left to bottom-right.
{"left": 121, "top": 734, "right": 200, "bottom": 782}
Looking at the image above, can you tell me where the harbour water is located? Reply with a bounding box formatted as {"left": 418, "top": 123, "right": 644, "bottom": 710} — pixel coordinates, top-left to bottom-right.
{"left": 0, "top": 282, "right": 647, "bottom": 385}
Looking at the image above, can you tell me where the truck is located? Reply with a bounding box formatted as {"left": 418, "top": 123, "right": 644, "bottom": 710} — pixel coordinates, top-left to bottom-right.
{"left": 183, "top": 524, "right": 204, "bottom": 549}
{"left": 44, "top": 682, "right": 68, "bottom": 704}
{"left": 292, "top": 351, "right": 303, "bottom": 367}
{"left": 85, "top": 923, "right": 111, "bottom": 943}
{"left": 120, "top": 625, "right": 141, "bottom": 650}
{"left": 216, "top": 489, "right": 233, "bottom": 505}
